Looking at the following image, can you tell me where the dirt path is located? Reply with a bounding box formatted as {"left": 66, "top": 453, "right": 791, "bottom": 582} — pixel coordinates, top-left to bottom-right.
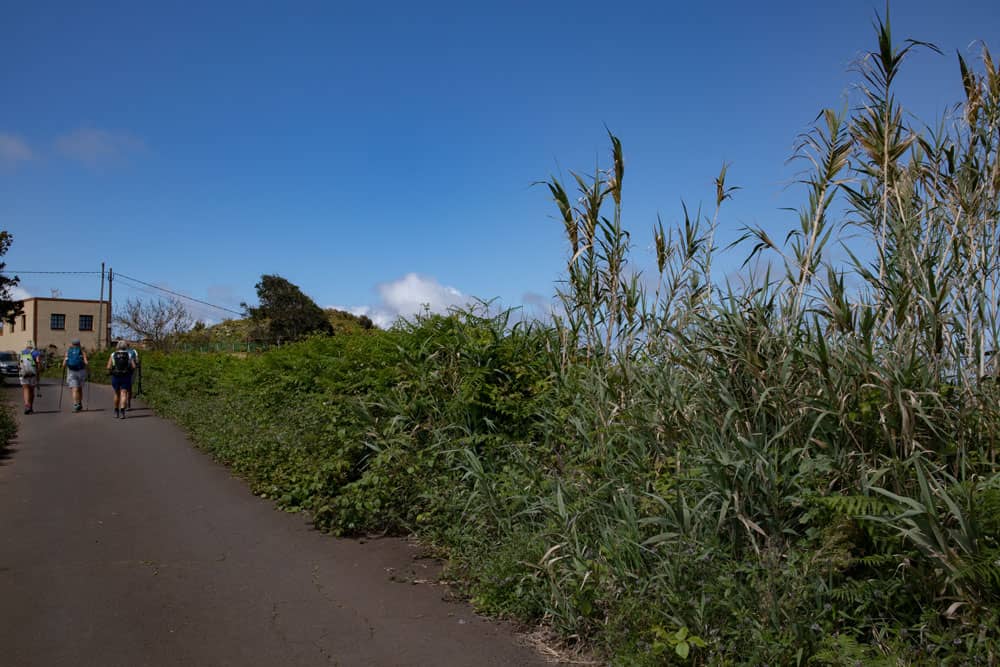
{"left": 0, "top": 381, "right": 551, "bottom": 666}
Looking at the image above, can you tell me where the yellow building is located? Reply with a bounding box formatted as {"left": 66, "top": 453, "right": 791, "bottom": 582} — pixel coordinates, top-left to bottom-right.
{"left": 1, "top": 298, "right": 111, "bottom": 354}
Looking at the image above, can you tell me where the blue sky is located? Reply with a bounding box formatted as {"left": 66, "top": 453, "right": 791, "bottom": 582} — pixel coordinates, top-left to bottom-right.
{"left": 2, "top": 1, "right": 998, "bottom": 326}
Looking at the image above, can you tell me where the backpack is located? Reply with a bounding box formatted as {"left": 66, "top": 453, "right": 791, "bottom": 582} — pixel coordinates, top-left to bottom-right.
{"left": 19, "top": 351, "right": 36, "bottom": 377}
{"left": 66, "top": 346, "right": 85, "bottom": 371}
{"left": 111, "top": 350, "right": 131, "bottom": 376}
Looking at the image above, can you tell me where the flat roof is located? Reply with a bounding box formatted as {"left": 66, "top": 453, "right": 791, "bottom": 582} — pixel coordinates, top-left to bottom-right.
{"left": 19, "top": 297, "right": 109, "bottom": 305}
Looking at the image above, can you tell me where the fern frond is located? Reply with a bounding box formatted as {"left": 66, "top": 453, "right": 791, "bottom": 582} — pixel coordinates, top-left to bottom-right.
{"left": 817, "top": 493, "right": 895, "bottom": 518}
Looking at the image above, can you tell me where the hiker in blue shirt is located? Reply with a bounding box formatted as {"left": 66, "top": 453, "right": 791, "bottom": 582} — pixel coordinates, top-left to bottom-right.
{"left": 18, "top": 341, "right": 43, "bottom": 414}
{"left": 62, "top": 338, "right": 89, "bottom": 413}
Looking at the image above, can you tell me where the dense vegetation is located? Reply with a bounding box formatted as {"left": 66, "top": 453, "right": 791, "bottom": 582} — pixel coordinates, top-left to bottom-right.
{"left": 174, "top": 306, "right": 373, "bottom": 351}
{"left": 0, "top": 400, "right": 16, "bottom": 451}
{"left": 0, "top": 231, "right": 24, "bottom": 327}
{"left": 0, "top": 231, "right": 23, "bottom": 449}
{"left": 139, "top": 16, "right": 999, "bottom": 665}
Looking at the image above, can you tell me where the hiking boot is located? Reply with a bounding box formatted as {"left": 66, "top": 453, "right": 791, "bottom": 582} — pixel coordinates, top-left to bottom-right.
{"left": 73, "top": 403, "right": 82, "bottom": 413}
{"left": 113, "top": 408, "right": 120, "bottom": 418}
{"left": 119, "top": 410, "right": 126, "bottom": 420}
{"left": 24, "top": 405, "right": 31, "bottom": 415}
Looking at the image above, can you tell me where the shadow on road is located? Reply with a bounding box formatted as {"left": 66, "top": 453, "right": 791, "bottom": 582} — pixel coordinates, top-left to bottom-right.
{"left": 0, "top": 442, "right": 17, "bottom": 467}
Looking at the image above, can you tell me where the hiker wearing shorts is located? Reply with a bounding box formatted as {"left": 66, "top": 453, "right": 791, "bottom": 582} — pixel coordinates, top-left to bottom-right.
{"left": 107, "top": 341, "right": 135, "bottom": 419}
{"left": 18, "top": 341, "right": 43, "bottom": 414}
{"left": 62, "top": 338, "right": 89, "bottom": 412}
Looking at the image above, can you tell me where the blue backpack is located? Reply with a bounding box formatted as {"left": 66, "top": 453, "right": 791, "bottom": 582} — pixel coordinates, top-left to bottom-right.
{"left": 66, "top": 346, "right": 84, "bottom": 371}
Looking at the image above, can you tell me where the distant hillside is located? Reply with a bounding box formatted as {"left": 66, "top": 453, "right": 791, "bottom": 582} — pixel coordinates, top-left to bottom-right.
{"left": 324, "top": 308, "right": 375, "bottom": 334}
{"left": 181, "top": 309, "right": 375, "bottom": 347}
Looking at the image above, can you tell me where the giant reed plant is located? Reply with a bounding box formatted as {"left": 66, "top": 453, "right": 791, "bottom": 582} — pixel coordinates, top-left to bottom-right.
{"left": 530, "top": 9, "right": 1000, "bottom": 663}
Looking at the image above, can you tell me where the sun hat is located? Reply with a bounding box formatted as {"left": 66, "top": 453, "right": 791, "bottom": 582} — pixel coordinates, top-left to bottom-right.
{"left": 71, "top": 338, "right": 81, "bottom": 345}
{"left": 117, "top": 340, "right": 128, "bottom": 350}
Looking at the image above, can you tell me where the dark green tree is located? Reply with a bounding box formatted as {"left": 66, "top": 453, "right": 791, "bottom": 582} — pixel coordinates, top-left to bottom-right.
{"left": 0, "top": 232, "right": 24, "bottom": 326}
{"left": 242, "top": 274, "right": 333, "bottom": 343}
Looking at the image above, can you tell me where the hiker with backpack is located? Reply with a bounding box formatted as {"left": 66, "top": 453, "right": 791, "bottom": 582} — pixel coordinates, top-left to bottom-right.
{"left": 18, "top": 340, "right": 43, "bottom": 414}
{"left": 106, "top": 340, "right": 136, "bottom": 419}
{"left": 61, "top": 338, "right": 89, "bottom": 413}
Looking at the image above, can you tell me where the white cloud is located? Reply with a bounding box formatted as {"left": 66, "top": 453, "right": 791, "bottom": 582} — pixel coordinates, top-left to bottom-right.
{"left": 379, "top": 273, "right": 469, "bottom": 317}
{"left": 55, "top": 128, "right": 145, "bottom": 168}
{"left": 0, "top": 133, "right": 34, "bottom": 167}
{"left": 341, "top": 304, "right": 395, "bottom": 330}
{"left": 519, "top": 291, "right": 557, "bottom": 322}
{"left": 10, "top": 285, "right": 32, "bottom": 301}
{"left": 521, "top": 291, "right": 553, "bottom": 309}
{"left": 331, "top": 273, "right": 473, "bottom": 329}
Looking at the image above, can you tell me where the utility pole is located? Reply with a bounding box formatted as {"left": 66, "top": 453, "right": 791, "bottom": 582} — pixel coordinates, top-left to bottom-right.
{"left": 98, "top": 262, "right": 105, "bottom": 349}
{"left": 107, "top": 268, "right": 113, "bottom": 347}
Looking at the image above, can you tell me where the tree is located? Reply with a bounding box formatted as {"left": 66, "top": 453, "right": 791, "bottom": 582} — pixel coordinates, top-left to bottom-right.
{"left": 114, "top": 297, "right": 194, "bottom": 350}
{"left": 0, "top": 232, "right": 24, "bottom": 325}
{"left": 242, "top": 274, "right": 333, "bottom": 343}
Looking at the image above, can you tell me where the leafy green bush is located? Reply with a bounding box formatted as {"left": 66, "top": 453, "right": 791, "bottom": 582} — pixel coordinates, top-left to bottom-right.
{"left": 0, "top": 400, "right": 16, "bottom": 449}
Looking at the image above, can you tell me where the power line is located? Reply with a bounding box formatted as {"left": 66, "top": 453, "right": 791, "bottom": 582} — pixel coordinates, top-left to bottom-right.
{"left": 114, "top": 280, "right": 173, "bottom": 302}
{"left": 114, "top": 272, "right": 244, "bottom": 316}
{"left": 1, "top": 270, "right": 101, "bottom": 275}
{"left": 2, "top": 268, "right": 245, "bottom": 317}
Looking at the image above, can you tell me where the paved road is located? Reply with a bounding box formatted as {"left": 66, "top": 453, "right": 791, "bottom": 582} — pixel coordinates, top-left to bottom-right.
{"left": 0, "top": 381, "right": 549, "bottom": 667}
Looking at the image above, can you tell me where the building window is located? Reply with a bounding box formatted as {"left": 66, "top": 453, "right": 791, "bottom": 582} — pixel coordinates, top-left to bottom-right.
{"left": 21, "top": 315, "right": 26, "bottom": 331}
{"left": 79, "top": 315, "right": 94, "bottom": 331}
{"left": 51, "top": 313, "right": 66, "bottom": 330}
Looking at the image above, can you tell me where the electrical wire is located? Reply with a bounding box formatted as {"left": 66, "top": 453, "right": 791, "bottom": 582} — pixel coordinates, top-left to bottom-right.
{"left": 114, "top": 272, "right": 244, "bottom": 316}
{"left": 1, "top": 269, "right": 244, "bottom": 317}
{"left": 1, "top": 270, "right": 101, "bottom": 275}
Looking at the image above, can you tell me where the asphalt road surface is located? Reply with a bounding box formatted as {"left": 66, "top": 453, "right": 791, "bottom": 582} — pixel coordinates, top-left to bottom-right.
{"left": 0, "top": 381, "right": 550, "bottom": 667}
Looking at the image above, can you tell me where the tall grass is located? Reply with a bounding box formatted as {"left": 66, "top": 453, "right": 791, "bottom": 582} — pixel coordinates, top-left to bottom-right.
{"left": 526, "top": 10, "right": 1000, "bottom": 662}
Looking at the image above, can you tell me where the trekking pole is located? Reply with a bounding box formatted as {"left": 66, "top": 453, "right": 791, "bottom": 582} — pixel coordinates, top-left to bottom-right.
{"left": 58, "top": 369, "right": 65, "bottom": 410}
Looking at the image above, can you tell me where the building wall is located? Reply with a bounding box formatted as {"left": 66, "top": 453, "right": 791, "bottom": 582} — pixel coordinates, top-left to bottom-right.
{"left": 0, "top": 298, "right": 110, "bottom": 354}
{"left": 0, "top": 300, "right": 37, "bottom": 353}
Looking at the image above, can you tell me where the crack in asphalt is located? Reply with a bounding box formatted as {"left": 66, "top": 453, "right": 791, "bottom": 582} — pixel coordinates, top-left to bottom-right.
{"left": 311, "top": 563, "right": 376, "bottom": 643}
{"left": 313, "top": 629, "right": 340, "bottom": 666}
